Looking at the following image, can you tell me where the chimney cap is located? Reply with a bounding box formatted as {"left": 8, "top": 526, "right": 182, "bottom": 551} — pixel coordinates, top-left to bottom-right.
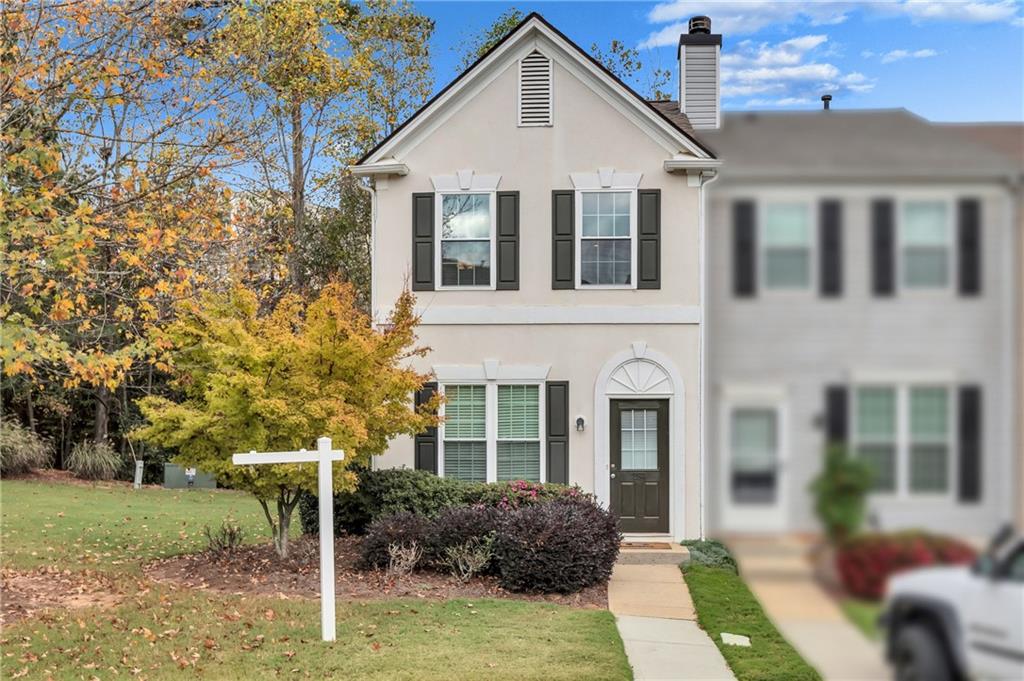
{"left": 821, "top": 94, "right": 833, "bottom": 110}
{"left": 688, "top": 16, "right": 711, "bottom": 34}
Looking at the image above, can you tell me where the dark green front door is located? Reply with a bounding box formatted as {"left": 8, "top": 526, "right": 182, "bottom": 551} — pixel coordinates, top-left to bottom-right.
{"left": 610, "top": 399, "right": 669, "bottom": 533}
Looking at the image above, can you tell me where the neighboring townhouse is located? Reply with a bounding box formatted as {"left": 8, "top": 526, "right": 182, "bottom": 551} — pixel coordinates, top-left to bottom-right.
{"left": 702, "top": 110, "right": 1021, "bottom": 537}
{"left": 352, "top": 14, "right": 721, "bottom": 540}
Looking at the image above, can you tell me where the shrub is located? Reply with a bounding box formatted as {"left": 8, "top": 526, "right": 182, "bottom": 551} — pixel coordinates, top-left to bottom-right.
{"left": 440, "top": 536, "right": 495, "bottom": 583}
{"left": 493, "top": 497, "right": 620, "bottom": 594}
{"left": 836, "top": 531, "right": 977, "bottom": 600}
{"left": 682, "top": 539, "right": 738, "bottom": 573}
{"left": 0, "top": 419, "right": 52, "bottom": 476}
{"left": 67, "top": 440, "right": 122, "bottom": 480}
{"left": 809, "top": 445, "right": 874, "bottom": 543}
{"left": 465, "top": 479, "right": 589, "bottom": 510}
{"left": 204, "top": 520, "right": 244, "bottom": 556}
{"left": 425, "top": 505, "right": 501, "bottom": 568}
{"left": 359, "top": 512, "right": 433, "bottom": 569}
{"left": 387, "top": 542, "right": 423, "bottom": 580}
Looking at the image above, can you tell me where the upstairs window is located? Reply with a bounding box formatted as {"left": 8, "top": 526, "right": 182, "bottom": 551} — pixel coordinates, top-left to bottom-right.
{"left": 901, "top": 201, "right": 950, "bottom": 289}
{"left": 438, "top": 193, "right": 494, "bottom": 288}
{"left": 519, "top": 50, "right": 552, "bottom": 126}
{"left": 579, "top": 191, "right": 635, "bottom": 287}
{"left": 763, "top": 202, "right": 812, "bottom": 290}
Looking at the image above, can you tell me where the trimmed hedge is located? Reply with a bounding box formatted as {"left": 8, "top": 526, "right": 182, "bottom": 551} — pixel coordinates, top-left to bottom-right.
{"left": 836, "top": 531, "right": 977, "bottom": 600}
{"left": 298, "top": 468, "right": 584, "bottom": 536}
{"left": 494, "top": 498, "right": 621, "bottom": 594}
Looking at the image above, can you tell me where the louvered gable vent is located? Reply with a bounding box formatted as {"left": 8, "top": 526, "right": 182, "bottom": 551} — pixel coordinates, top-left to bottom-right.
{"left": 519, "top": 50, "right": 552, "bottom": 126}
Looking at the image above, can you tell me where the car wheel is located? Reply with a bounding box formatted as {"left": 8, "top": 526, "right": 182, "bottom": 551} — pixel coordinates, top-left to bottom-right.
{"left": 893, "top": 624, "right": 953, "bottom": 681}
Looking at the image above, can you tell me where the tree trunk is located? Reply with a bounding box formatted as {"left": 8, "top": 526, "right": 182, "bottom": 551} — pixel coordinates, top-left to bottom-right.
{"left": 24, "top": 386, "right": 35, "bottom": 432}
{"left": 260, "top": 491, "right": 299, "bottom": 559}
{"left": 93, "top": 386, "right": 109, "bottom": 443}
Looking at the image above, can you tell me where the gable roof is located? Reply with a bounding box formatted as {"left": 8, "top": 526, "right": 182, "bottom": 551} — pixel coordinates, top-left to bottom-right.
{"left": 354, "top": 12, "right": 715, "bottom": 167}
{"left": 701, "top": 109, "right": 1019, "bottom": 181}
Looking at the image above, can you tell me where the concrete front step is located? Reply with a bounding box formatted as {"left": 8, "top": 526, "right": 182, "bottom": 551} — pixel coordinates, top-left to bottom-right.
{"left": 618, "top": 542, "right": 690, "bottom": 565}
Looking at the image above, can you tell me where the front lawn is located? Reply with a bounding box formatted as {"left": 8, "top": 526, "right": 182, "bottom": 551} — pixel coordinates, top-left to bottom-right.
{"left": 0, "top": 478, "right": 630, "bottom": 680}
{"left": 682, "top": 564, "right": 821, "bottom": 681}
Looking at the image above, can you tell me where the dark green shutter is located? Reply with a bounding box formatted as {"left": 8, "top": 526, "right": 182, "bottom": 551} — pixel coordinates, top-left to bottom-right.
{"left": 412, "top": 193, "right": 434, "bottom": 291}
{"left": 871, "top": 199, "right": 895, "bottom": 296}
{"left": 496, "top": 191, "right": 519, "bottom": 290}
{"left": 819, "top": 199, "right": 842, "bottom": 297}
{"left": 733, "top": 200, "right": 756, "bottom": 297}
{"left": 825, "top": 385, "right": 848, "bottom": 447}
{"left": 414, "top": 382, "right": 438, "bottom": 473}
{"left": 958, "top": 386, "right": 982, "bottom": 503}
{"left": 637, "top": 189, "right": 661, "bottom": 289}
{"left": 545, "top": 381, "right": 569, "bottom": 484}
{"left": 958, "top": 198, "right": 981, "bottom": 296}
{"left": 551, "top": 191, "right": 574, "bottom": 289}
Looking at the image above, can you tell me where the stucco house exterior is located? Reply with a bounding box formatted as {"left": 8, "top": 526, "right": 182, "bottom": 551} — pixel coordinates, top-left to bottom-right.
{"left": 702, "top": 111, "right": 1022, "bottom": 538}
{"left": 352, "top": 13, "right": 721, "bottom": 540}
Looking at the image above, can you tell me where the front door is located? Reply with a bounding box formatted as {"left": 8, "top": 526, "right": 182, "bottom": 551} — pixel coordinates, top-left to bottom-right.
{"left": 610, "top": 399, "right": 669, "bottom": 534}
{"left": 720, "top": 403, "right": 787, "bottom": 531}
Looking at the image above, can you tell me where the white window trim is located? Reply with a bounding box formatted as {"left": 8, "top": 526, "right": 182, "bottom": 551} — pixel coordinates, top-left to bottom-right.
{"left": 574, "top": 188, "right": 638, "bottom": 290}
{"left": 435, "top": 190, "right": 497, "bottom": 291}
{"left": 438, "top": 381, "right": 547, "bottom": 484}
{"left": 896, "top": 197, "right": 956, "bottom": 295}
{"left": 851, "top": 382, "right": 957, "bottom": 501}
{"left": 758, "top": 199, "right": 816, "bottom": 294}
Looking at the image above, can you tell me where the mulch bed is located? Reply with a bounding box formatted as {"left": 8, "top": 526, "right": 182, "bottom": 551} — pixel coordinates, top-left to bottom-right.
{"left": 146, "top": 535, "right": 608, "bottom": 610}
{"left": 1, "top": 567, "right": 130, "bottom": 625}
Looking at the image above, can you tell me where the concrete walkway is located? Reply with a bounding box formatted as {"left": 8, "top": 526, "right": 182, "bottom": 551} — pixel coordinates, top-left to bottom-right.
{"left": 728, "top": 536, "right": 890, "bottom": 681}
{"left": 609, "top": 549, "right": 736, "bottom": 681}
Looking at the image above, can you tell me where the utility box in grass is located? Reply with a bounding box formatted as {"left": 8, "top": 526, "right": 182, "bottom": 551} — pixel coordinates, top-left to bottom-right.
{"left": 163, "top": 463, "right": 217, "bottom": 489}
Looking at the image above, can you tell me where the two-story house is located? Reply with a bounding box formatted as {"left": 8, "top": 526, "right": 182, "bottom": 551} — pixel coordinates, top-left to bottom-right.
{"left": 352, "top": 13, "right": 722, "bottom": 540}
{"left": 702, "top": 110, "right": 1021, "bottom": 537}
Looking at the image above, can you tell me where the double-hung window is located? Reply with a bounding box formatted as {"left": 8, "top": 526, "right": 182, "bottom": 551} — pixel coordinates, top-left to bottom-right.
{"left": 440, "top": 383, "right": 543, "bottom": 483}
{"left": 438, "top": 193, "right": 494, "bottom": 287}
{"left": 579, "top": 191, "right": 635, "bottom": 287}
{"left": 900, "top": 200, "right": 950, "bottom": 289}
{"left": 853, "top": 384, "right": 953, "bottom": 496}
{"left": 763, "top": 202, "right": 812, "bottom": 290}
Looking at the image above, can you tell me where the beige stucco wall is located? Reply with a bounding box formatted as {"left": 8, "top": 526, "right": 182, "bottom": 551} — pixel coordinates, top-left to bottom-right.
{"left": 369, "top": 47, "right": 706, "bottom": 538}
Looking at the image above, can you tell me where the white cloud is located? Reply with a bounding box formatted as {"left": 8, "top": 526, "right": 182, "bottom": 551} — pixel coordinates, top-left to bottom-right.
{"left": 641, "top": 0, "right": 1023, "bottom": 46}
{"left": 879, "top": 48, "right": 939, "bottom": 63}
{"left": 745, "top": 96, "right": 816, "bottom": 107}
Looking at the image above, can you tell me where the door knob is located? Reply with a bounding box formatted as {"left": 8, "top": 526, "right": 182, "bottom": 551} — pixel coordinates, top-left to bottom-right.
{"left": 610, "top": 473, "right": 616, "bottom": 479}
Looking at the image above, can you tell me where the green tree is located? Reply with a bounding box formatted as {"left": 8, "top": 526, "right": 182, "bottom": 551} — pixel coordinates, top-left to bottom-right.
{"left": 456, "top": 8, "right": 524, "bottom": 68}
{"left": 590, "top": 40, "right": 673, "bottom": 101}
{"left": 809, "top": 445, "right": 874, "bottom": 543}
{"left": 134, "top": 283, "right": 440, "bottom": 557}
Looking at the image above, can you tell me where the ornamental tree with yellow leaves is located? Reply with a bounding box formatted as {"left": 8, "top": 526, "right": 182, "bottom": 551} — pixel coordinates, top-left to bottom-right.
{"left": 134, "top": 283, "right": 440, "bottom": 558}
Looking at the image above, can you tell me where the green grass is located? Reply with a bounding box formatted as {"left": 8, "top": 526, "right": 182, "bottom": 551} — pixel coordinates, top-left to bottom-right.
{"left": 682, "top": 565, "right": 821, "bottom": 681}
{"left": 0, "top": 479, "right": 630, "bottom": 680}
{"left": 0, "top": 480, "right": 269, "bottom": 574}
{"left": 840, "top": 599, "right": 883, "bottom": 641}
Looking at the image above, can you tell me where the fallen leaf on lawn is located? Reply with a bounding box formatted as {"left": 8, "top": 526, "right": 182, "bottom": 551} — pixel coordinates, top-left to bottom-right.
{"left": 370, "top": 642, "right": 381, "bottom": 652}
{"left": 203, "top": 639, "right": 216, "bottom": 650}
{"left": 264, "top": 609, "right": 275, "bottom": 621}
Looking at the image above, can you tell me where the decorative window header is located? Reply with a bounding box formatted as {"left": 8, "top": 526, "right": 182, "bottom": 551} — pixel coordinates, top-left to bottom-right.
{"left": 433, "top": 360, "right": 551, "bottom": 383}
{"left": 430, "top": 170, "right": 501, "bottom": 193}
{"left": 570, "top": 167, "right": 643, "bottom": 190}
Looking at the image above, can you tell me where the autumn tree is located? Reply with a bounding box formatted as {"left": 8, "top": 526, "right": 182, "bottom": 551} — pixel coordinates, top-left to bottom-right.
{"left": 1, "top": 1, "right": 249, "bottom": 447}
{"left": 135, "top": 283, "right": 439, "bottom": 557}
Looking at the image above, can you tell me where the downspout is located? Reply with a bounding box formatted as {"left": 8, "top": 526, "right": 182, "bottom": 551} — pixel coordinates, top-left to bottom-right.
{"left": 355, "top": 176, "right": 377, "bottom": 470}
{"left": 697, "top": 168, "right": 720, "bottom": 541}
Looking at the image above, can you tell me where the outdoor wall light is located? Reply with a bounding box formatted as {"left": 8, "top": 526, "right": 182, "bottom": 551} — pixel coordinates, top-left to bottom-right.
{"left": 575, "top": 416, "right": 585, "bottom": 432}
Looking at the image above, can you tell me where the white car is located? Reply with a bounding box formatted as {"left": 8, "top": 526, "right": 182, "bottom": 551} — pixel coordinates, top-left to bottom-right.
{"left": 881, "top": 527, "right": 1024, "bottom": 681}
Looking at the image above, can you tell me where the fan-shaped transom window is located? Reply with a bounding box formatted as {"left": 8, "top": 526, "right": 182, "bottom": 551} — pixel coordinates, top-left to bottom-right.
{"left": 607, "top": 359, "right": 673, "bottom": 396}
{"left": 519, "top": 50, "right": 552, "bottom": 126}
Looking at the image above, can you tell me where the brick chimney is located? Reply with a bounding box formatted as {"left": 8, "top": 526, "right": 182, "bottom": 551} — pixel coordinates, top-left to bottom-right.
{"left": 678, "top": 16, "right": 722, "bottom": 130}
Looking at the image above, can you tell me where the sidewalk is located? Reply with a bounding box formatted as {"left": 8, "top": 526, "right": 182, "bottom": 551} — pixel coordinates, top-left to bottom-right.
{"left": 608, "top": 551, "right": 736, "bottom": 681}
{"left": 727, "top": 536, "right": 890, "bottom": 681}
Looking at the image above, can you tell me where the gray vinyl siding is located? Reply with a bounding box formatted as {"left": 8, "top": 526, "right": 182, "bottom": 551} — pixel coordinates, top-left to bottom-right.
{"left": 706, "top": 185, "right": 1018, "bottom": 537}
{"left": 682, "top": 45, "right": 718, "bottom": 130}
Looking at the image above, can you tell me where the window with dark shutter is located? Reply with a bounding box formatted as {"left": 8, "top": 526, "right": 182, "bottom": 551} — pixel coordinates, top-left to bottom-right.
{"left": 637, "top": 190, "right": 661, "bottom": 289}
{"left": 519, "top": 50, "right": 552, "bottom": 126}
{"left": 733, "top": 200, "right": 756, "bottom": 297}
{"left": 545, "top": 381, "right": 569, "bottom": 484}
{"left": 819, "top": 199, "right": 843, "bottom": 297}
{"left": 412, "top": 193, "right": 434, "bottom": 291}
{"left": 551, "top": 190, "right": 574, "bottom": 288}
{"left": 496, "top": 191, "right": 519, "bottom": 290}
{"left": 958, "top": 198, "right": 981, "bottom": 296}
{"left": 958, "top": 386, "right": 982, "bottom": 502}
{"left": 871, "top": 199, "right": 895, "bottom": 296}
{"left": 414, "top": 382, "right": 438, "bottom": 473}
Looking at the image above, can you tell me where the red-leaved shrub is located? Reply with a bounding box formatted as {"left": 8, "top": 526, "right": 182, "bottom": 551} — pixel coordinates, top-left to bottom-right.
{"left": 836, "top": 531, "right": 977, "bottom": 600}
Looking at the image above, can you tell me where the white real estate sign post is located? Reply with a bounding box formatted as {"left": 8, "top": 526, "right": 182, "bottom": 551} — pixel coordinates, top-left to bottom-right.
{"left": 233, "top": 436, "right": 344, "bottom": 642}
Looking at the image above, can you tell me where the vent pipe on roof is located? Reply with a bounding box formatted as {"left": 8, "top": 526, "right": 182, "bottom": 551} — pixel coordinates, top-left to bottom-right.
{"left": 678, "top": 16, "right": 722, "bottom": 130}
{"left": 821, "top": 94, "right": 832, "bottom": 111}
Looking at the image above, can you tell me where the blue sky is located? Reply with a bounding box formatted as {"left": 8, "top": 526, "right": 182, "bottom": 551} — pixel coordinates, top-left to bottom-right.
{"left": 416, "top": 1, "right": 1024, "bottom": 121}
